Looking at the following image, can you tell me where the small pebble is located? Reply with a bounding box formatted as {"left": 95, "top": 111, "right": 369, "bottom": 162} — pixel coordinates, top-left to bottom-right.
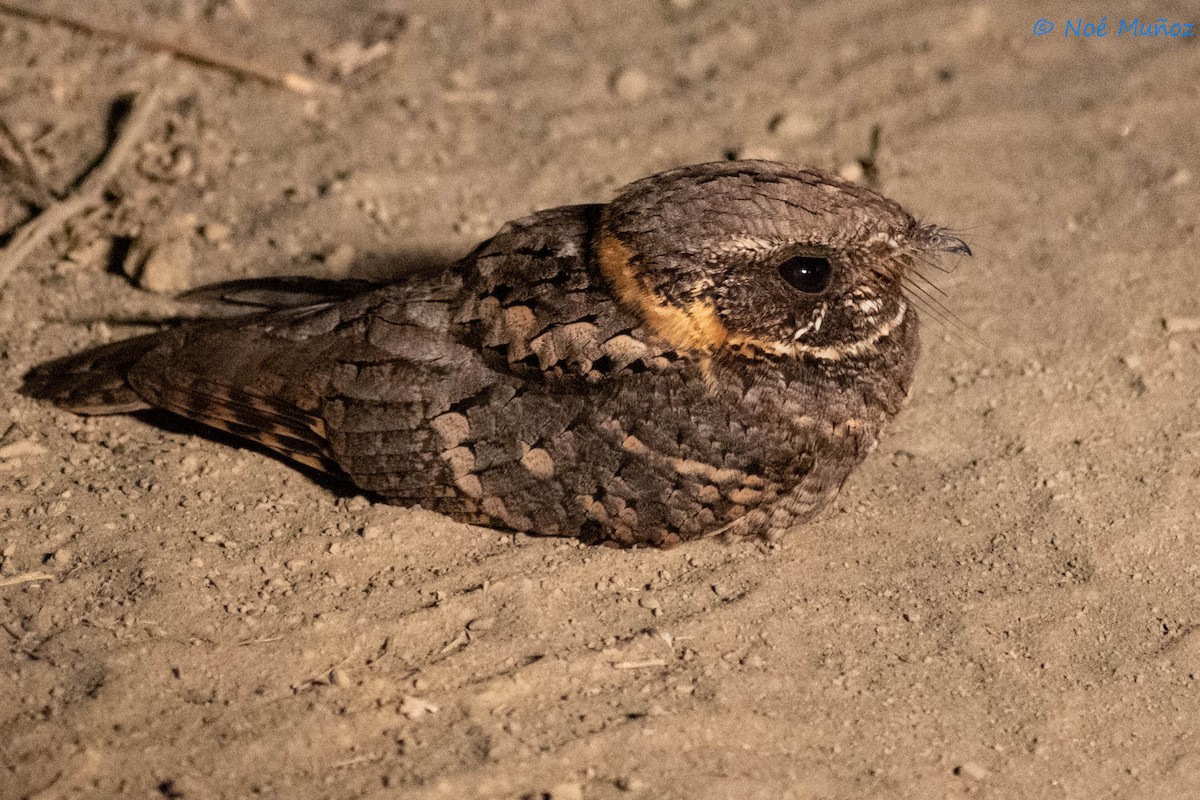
{"left": 1164, "top": 317, "right": 1200, "bottom": 334}
{"left": 838, "top": 162, "right": 866, "bottom": 183}
{"left": 954, "top": 761, "right": 990, "bottom": 781}
{"left": 612, "top": 67, "right": 652, "bottom": 101}
{"left": 129, "top": 237, "right": 193, "bottom": 294}
{"left": 201, "top": 222, "right": 232, "bottom": 244}
{"left": 316, "top": 39, "right": 393, "bottom": 78}
{"left": 615, "top": 776, "right": 645, "bottom": 792}
{"left": 0, "top": 440, "right": 48, "bottom": 459}
{"left": 322, "top": 243, "right": 356, "bottom": 276}
{"left": 400, "top": 695, "right": 439, "bottom": 719}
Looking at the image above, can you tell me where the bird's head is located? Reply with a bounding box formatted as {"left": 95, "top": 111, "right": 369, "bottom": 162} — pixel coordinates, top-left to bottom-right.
{"left": 598, "top": 160, "right": 968, "bottom": 361}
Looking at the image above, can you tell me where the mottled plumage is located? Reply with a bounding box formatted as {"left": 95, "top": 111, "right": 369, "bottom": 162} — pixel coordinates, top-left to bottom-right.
{"left": 23, "top": 160, "right": 968, "bottom": 546}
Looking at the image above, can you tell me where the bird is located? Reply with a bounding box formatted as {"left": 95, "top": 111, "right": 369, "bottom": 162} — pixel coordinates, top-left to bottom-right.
{"left": 22, "top": 160, "right": 969, "bottom": 547}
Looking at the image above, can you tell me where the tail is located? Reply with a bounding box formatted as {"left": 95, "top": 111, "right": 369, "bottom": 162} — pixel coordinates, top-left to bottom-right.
{"left": 21, "top": 275, "right": 378, "bottom": 470}
{"left": 23, "top": 317, "right": 345, "bottom": 476}
{"left": 23, "top": 275, "right": 377, "bottom": 413}
{"left": 21, "top": 333, "right": 165, "bottom": 415}
{"left": 176, "top": 276, "right": 380, "bottom": 309}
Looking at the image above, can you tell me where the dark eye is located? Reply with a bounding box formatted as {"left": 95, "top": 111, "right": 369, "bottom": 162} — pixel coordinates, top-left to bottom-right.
{"left": 778, "top": 255, "right": 832, "bottom": 294}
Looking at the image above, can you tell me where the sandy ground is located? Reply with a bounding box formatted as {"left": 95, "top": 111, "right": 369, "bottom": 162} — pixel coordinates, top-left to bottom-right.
{"left": 1, "top": 0, "right": 1198, "bottom": 797}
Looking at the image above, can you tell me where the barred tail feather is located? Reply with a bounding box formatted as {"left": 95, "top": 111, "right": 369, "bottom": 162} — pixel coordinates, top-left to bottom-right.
{"left": 23, "top": 330, "right": 343, "bottom": 476}
{"left": 129, "top": 368, "right": 342, "bottom": 475}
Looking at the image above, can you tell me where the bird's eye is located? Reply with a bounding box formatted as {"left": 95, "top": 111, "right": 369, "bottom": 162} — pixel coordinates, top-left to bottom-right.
{"left": 778, "top": 255, "right": 832, "bottom": 294}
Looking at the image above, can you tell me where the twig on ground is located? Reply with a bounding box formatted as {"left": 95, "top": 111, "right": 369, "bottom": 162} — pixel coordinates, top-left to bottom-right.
{"left": 612, "top": 658, "right": 667, "bottom": 669}
{"left": 0, "top": 571, "right": 55, "bottom": 588}
{"left": 0, "top": 0, "right": 323, "bottom": 94}
{"left": 0, "top": 82, "right": 168, "bottom": 288}
{"left": 0, "top": 116, "right": 55, "bottom": 207}
{"left": 235, "top": 635, "right": 284, "bottom": 646}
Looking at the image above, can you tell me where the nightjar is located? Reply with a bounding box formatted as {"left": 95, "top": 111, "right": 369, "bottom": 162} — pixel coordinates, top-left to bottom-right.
{"left": 23, "top": 160, "right": 968, "bottom": 546}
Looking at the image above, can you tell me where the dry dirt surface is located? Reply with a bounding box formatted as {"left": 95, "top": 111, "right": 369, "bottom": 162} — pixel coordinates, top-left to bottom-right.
{"left": 2, "top": 1, "right": 1199, "bottom": 798}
